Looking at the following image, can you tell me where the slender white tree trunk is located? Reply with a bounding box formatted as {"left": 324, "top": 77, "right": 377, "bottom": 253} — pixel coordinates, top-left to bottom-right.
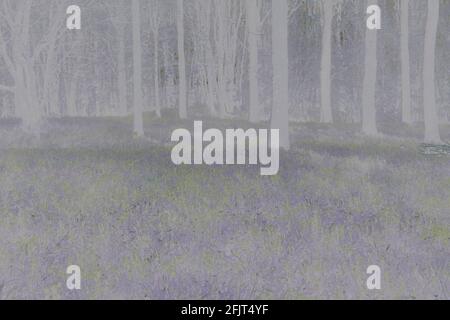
{"left": 401, "top": 0, "right": 412, "bottom": 124}
{"left": 271, "top": 0, "right": 290, "bottom": 150}
{"left": 153, "top": 5, "right": 161, "bottom": 118}
{"left": 202, "top": 1, "right": 216, "bottom": 116}
{"left": 205, "top": 45, "right": 217, "bottom": 116}
{"left": 320, "top": 0, "right": 333, "bottom": 124}
{"left": 42, "top": 4, "right": 64, "bottom": 117}
{"left": 162, "top": 41, "right": 169, "bottom": 107}
{"left": 43, "top": 34, "right": 58, "bottom": 116}
{"left": 423, "top": 0, "right": 441, "bottom": 144}
{"left": 132, "top": 0, "right": 144, "bottom": 137}
{"left": 362, "top": 0, "right": 379, "bottom": 136}
{"left": 117, "top": 23, "right": 128, "bottom": 116}
{"left": 216, "top": 5, "right": 227, "bottom": 118}
{"left": 177, "top": 0, "right": 187, "bottom": 119}
{"left": 247, "top": 0, "right": 259, "bottom": 123}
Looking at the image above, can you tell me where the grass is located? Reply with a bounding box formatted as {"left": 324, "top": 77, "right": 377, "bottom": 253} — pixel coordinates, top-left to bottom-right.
{"left": 0, "top": 115, "right": 449, "bottom": 299}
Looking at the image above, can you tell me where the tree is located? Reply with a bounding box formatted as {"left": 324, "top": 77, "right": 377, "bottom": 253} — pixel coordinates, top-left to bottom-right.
{"left": 423, "top": 0, "right": 441, "bottom": 144}
{"left": 63, "top": 24, "right": 84, "bottom": 117}
{"left": 247, "top": 0, "right": 260, "bottom": 123}
{"left": 177, "top": 0, "right": 187, "bottom": 119}
{"left": 362, "top": 0, "right": 379, "bottom": 136}
{"left": 132, "top": 0, "right": 144, "bottom": 137}
{"left": 114, "top": 0, "right": 129, "bottom": 116}
{"left": 190, "top": 0, "right": 216, "bottom": 116}
{"left": 213, "top": 1, "right": 245, "bottom": 118}
{"left": 271, "top": 0, "right": 290, "bottom": 150}
{"left": 0, "top": 0, "right": 66, "bottom": 133}
{"left": 151, "top": 0, "right": 161, "bottom": 118}
{"left": 187, "top": 0, "right": 244, "bottom": 119}
{"left": 320, "top": 0, "right": 334, "bottom": 123}
{"left": 400, "top": 0, "right": 412, "bottom": 124}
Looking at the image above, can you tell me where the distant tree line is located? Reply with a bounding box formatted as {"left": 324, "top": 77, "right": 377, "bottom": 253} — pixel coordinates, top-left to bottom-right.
{"left": 0, "top": 0, "right": 448, "bottom": 146}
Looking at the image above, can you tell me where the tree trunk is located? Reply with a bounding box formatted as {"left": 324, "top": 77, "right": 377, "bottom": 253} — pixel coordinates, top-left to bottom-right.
{"left": 247, "top": 0, "right": 259, "bottom": 123}
{"left": 162, "top": 41, "right": 170, "bottom": 108}
{"left": 117, "top": 21, "right": 128, "bottom": 116}
{"left": 215, "top": 2, "right": 228, "bottom": 118}
{"left": 271, "top": 0, "right": 290, "bottom": 150}
{"left": 401, "top": 0, "right": 412, "bottom": 124}
{"left": 194, "top": 0, "right": 215, "bottom": 116}
{"left": 153, "top": 5, "right": 161, "bottom": 118}
{"left": 205, "top": 45, "right": 217, "bottom": 117}
{"left": 362, "top": 0, "right": 378, "bottom": 136}
{"left": 320, "top": 1, "right": 333, "bottom": 124}
{"left": 42, "top": 7, "right": 60, "bottom": 117}
{"left": 16, "top": 1, "right": 42, "bottom": 133}
{"left": 177, "top": 0, "right": 187, "bottom": 119}
{"left": 132, "top": 0, "right": 144, "bottom": 137}
{"left": 423, "top": 0, "right": 441, "bottom": 144}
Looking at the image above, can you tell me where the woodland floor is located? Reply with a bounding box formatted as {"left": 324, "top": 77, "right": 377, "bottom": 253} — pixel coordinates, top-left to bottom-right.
{"left": 0, "top": 113, "right": 449, "bottom": 299}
